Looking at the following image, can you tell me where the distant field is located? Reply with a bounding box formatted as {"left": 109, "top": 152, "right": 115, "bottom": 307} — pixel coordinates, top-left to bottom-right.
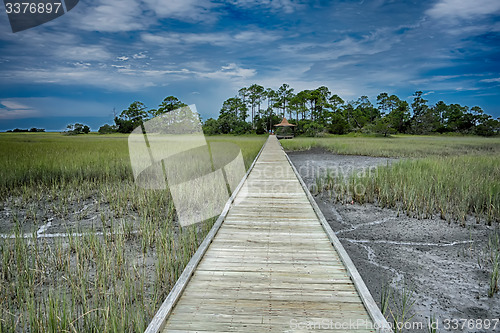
{"left": 0, "top": 132, "right": 265, "bottom": 199}
{"left": 0, "top": 132, "right": 266, "bottom": 332}
{"left": 282, "top": 135, "right": 500, "bottom": 224}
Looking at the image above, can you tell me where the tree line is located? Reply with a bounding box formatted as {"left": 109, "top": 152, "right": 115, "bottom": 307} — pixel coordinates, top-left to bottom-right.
{"left": 203, "top": 84, "right": 499, "bottom": 137}
{"left": 98, "top": 86, "right": 498, "bottom": 137}
{"left": 5, "top": 88, "right": 498, "bottom": 136}
{"left": 98, "top": 96, "right": 187, "bottom": 134}
{"left": 6, "top": 128, "right": 45, "bottom": 133}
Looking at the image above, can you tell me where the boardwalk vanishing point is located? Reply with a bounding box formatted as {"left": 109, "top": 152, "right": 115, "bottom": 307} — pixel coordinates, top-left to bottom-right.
{"left": 146, "top": 135, "right": 391, "bottom": 333}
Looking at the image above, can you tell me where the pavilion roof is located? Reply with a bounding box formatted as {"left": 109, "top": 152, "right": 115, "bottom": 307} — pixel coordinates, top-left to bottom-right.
{"left": 274, "top": 117, "right": 296, "bottom": 127}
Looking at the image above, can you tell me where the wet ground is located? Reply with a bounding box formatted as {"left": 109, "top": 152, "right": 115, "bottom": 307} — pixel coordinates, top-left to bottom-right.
{"left": 288, "top": 149, "right": 500, "bottom": 333}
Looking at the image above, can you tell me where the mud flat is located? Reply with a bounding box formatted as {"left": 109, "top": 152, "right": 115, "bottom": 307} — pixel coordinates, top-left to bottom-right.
{"left": 288, "top": 149, "right": 500, "bottom": 333}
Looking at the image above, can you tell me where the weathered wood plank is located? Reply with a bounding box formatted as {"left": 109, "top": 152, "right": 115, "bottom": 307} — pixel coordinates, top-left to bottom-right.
{"left": 146, "top": 136, "right": 390, "bottom": 333}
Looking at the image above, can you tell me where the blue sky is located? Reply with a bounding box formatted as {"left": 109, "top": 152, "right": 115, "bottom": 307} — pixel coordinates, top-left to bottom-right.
{"left": 0, "top": 0, "right": 499, "bottom": 131}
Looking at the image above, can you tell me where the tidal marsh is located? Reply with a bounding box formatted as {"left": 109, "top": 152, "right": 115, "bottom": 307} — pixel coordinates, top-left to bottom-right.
{"left": 0, "top": 132, "right": 266, "bottom": 332}
{"left": 282, "top": 135, "right": 500, "bottom": 224}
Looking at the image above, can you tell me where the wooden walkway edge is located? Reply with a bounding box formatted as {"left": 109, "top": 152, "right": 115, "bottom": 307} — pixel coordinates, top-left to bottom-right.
{"left": 145, "top": 135, "right": 391, "bottom": 333}
{"left": 284, "top": 151, "right": 391, "bottom": 332}
{"left": 145, "top": 137, "right": 269, "bottom": 333}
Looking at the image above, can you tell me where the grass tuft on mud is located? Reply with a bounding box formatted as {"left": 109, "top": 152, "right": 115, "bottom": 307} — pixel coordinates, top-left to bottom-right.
{"left": 348, "top": 155, "right": 498, "bottom": 224}
{"left": 283, "top": 135, "right": 500, "bottom": 225}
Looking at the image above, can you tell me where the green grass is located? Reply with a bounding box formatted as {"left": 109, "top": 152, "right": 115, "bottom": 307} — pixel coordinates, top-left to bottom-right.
{"left": 0, "top": 132, "right": 267, "bottom": 332}
{"left": 0, "top": 133, "right": 131, "bottom": 200}
{"left": 0, "top": 133, "right": 265, "bottom": 199}
{"left": 488, "top": 233, "right": 500, "bottom": 297}
{"left": 284, "top": 135, "right": 499, "bottom": 224}
{"left": 281, "top": 134, "right": 500, "bottom": 158}
{"left": 350, "top": 155, "right": 500, "bottom": 224}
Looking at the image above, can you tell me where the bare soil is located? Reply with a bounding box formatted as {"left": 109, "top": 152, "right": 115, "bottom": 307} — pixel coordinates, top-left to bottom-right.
{"left": 288, "top": 148, "right": 500, "bottom": 333}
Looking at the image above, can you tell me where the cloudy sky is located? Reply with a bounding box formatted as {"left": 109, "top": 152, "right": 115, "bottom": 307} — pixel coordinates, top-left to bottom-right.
{"left": 0, "top": 0, "right": 499, "bottom": 131}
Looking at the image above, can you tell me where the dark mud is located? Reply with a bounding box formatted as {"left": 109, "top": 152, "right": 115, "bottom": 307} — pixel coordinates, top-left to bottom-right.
{"left": 288, "top": 149, "right": 500, "bottom": 333}
{"left": 0, "top": 195, "right": 139, "bottom": 238}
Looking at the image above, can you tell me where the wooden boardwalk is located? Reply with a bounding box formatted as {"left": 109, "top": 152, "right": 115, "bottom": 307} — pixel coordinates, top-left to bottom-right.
{"left": 147, "top": 136, "right": 390, "bottom": 333}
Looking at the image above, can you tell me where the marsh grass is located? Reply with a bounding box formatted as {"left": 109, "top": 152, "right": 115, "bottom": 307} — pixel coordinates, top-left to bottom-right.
{"left": 0, "top": 133, "right": 131, "bottom": 200}
{"left": 427, "top": 313, "right": 438, "bottom": 333}
{"left": 281, "top": 134, "right": 500, "bottom": 158}
{"left": 351, "top": 155, "right": 500, "bottom": 224}
{"left": 383, "top": 280, "right": 416, "bottom": 333}
{"left": 0, "top": 133, "right": 266, "bottom": 332}
{"left": 317, "top": 155, "right": 499, "bottom": 224}
{"left": 487, "top": 232, "right": 500, "bottom": 297}
{"left": 380, "top": 283, "right": 392, "bottom": 317}
{"left": 299, "top": 135, "right": 499, "bottom": 224}
{"left": 0, "top": 133, "right": 264, "bottom": 200}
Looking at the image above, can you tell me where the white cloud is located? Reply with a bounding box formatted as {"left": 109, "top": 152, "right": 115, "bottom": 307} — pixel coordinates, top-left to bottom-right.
{"left": 278, "top": 28, "right": 399, "bottom": 62}
{"left": 455, "top": 86, "right": 482, "bottom": 91}
{"left": 56, "top": 45, "right": 111, "bottom": 61}
{"left": 0, "top": 28, "right": 112, "bottom": 64}
{"left": 75, "top": 0, "right": 146, "bottom": 32}
{"left": 426, "top": 0, "right": 500, "bottom": 19}
{"left": 480, "top": 77, "right": 500, "bottom": 83}
{"left": 409, "top": 75, "right": 461, "bottom": 85}
{"left": 233, "top": 30, "right": 280, "bottom": 43}
{"left": 117, "top": 56, "right": 129, "bottom": 61}
{"left": 116, "top": 68, "right": 191, "bottom": 78}
{"left": 1, "top": 100, "right": 31, "bottom": 110}
{"left": 228, "top": 0, "right": 303, "bottom": 14}
{"left": 143, "top": 0, "right": 217, "bottom": 22}
{"left": 442, "top": 24, "right": 497, "bottom": 36}
{"left": 197, "top": 63, "right": 256, "bottom": 80}
{"left": 176, "top": 33, "right": 232, "bottom": 46}
{"left": 0, "top": 97, "right": 116, "bottom": 119}
{"left": 1, "top": 60, "right": 256, "bottom": 92}
{"left": 73, "top": 62, "right": 92, "bottom": 67}
{"left": 111, "top": 64, "right": 129, "bottom": 69}
{"left": 2, "top": 67, "right": 152, "bottom": 90}
{"left": 0, "top": 100, "right": 39, "bottom": 119}
{"left": 133, "top": 52, "right": 148, "bottom": 59}
{"left": 141, "top": 30, "right": 279, "bottom": 47}
{"left": 74, "top": 0, "right": 218, "bottom": 32}
{"left": 408, "top": 74, "right": 489, "bottom": 88}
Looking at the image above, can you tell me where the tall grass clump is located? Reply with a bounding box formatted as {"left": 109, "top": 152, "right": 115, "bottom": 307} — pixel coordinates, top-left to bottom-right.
{"left": 351, "top": 155, "right": 499, "bottom": 224}
{"left": 380, "top": 279, "right": 417, "bottom": 333}
{"left": 281, "top": 135, "right": 500, "bottom": 158}
{"left": 487, "top": 233, "right": 500, "bottom": 297}
{"left": 427, "top": 313, "right": 438, "bottom": 333}
{"left": 306, "top": 135, "right": 500, "bottom": 225}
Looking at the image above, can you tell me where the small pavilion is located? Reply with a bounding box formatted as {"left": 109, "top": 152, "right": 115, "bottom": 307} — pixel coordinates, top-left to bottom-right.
{"left": 274, "top": 117, "right": 296, "bottom": 139}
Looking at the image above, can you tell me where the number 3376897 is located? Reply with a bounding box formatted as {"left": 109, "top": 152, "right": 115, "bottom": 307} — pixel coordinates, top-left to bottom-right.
{"left": 443, "top": 318, "right": 498, "bottom": 330}
{"left": 5, "top": 2, "right": 62, "bottom": 14}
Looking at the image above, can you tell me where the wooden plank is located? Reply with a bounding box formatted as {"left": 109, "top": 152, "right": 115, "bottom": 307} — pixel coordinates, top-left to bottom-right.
{"left": 144, "top": 136, "right": 269, "bottom": 333}
{"left": 146, "top": 136, "right": 390, "bottom": 333}
{"left": 284, "top": 143, "right": 392, "bottom": 333}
